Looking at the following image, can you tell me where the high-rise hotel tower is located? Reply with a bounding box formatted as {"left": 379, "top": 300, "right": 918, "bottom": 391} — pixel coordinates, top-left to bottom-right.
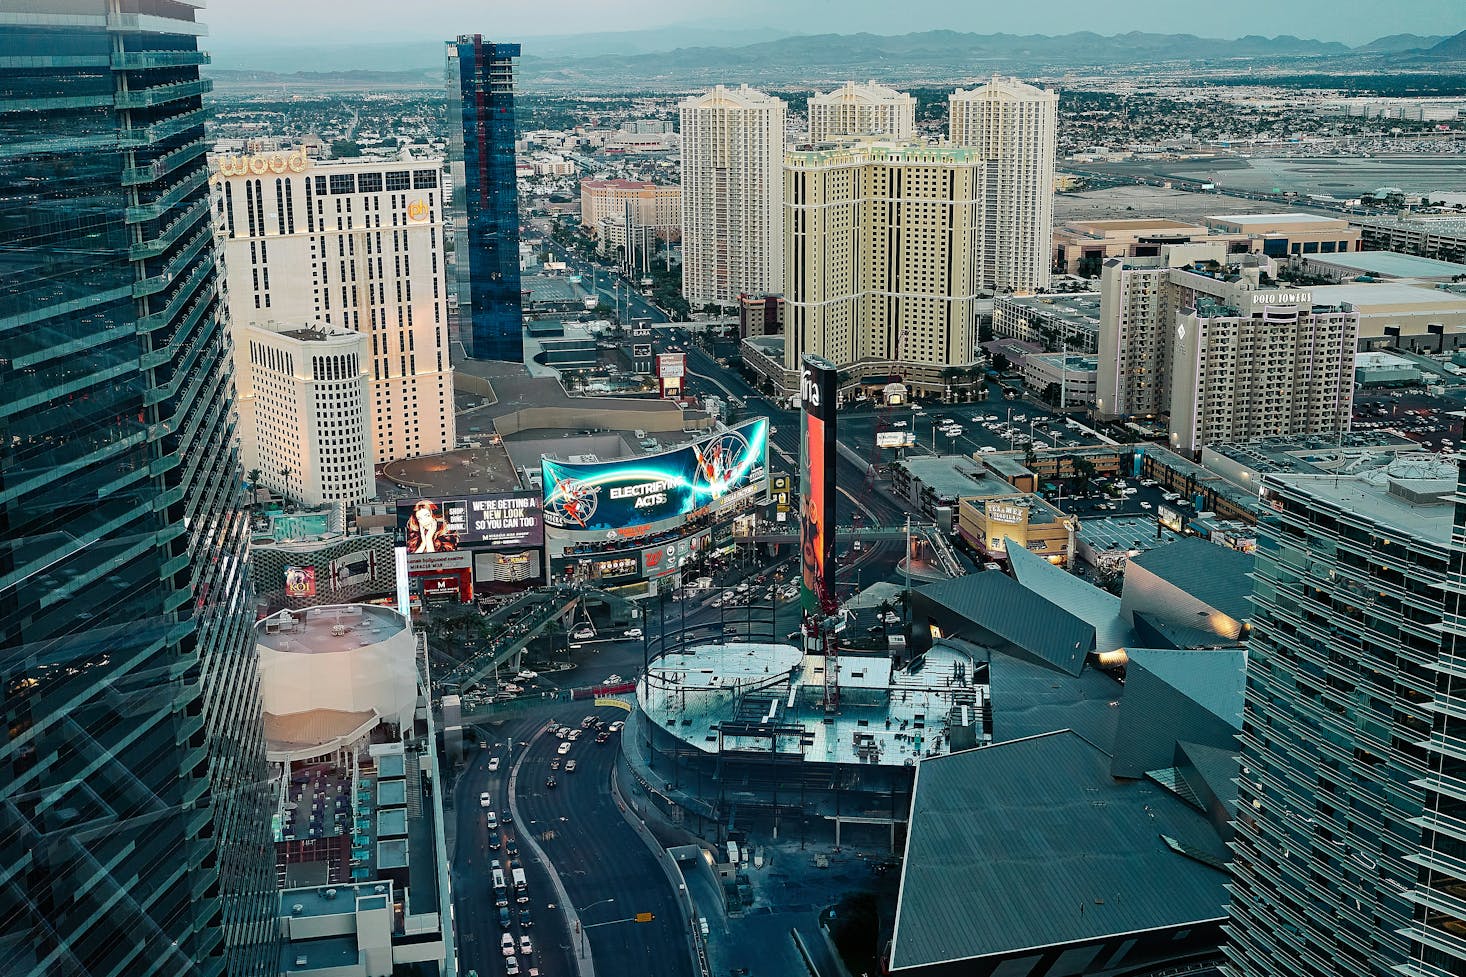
{"left": 0, "top": 3, "right": 276, "bottom": 974}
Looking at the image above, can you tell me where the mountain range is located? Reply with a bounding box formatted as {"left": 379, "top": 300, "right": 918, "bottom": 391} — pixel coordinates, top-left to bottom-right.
{"left": 205, "top": 27, "right": 1466, "bottom": 90}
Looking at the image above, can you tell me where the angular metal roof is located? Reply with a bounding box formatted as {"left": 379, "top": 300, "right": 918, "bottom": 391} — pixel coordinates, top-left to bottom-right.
{"left": 915, "top": 571, "right": 1092, "bottom": 676}
{"left": 1008, "top": 543, "right": 1133, "bottom": 653}
{"left": 890, "top": 731, "right": 1230, "bottom": 972}
{"left": 987, "top": 651, "right": 1122, "bottom": 753}
{"left": 1127, "top": 537, "right": 1254, "bottom": 624}
{"left": 1109, "top": 648, "right": 1245, "bottom": 780}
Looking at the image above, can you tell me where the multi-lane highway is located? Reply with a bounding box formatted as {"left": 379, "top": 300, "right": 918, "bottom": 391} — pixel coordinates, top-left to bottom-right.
{"left": 514, "top": 708, "right": 695, "bottom": 977}
{"left": 455, "top": 716, "right": 577, "bottom": 977}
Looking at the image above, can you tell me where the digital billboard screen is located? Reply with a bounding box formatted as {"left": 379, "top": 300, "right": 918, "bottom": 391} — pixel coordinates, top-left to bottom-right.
{"left": 396, "top": 491, "right": 543, "bottom": 555}
{"left": 542, "top": 418, "right": 768, "bottom": 534}
{"left": 800, "top": 355, "right": 838, "bottom": 614}
{"left": 284, "top": 566, "right": 317, "bottom": 598}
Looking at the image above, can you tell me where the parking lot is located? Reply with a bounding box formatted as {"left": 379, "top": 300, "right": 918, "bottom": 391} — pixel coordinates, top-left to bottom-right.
{"left": 1353, "top": 393, "right": 1466, "bottom": 453}
{"left": 838, "top": 386, "right": 1094, "bottom": 463}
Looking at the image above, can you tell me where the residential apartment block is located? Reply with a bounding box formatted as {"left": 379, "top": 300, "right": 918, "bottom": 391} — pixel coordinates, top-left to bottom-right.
{"left": 1168, "top": 292, "right": 1357, "bottom": 456}
{"left": 807, "top": 80, "right": 917, "bottom": 144}
{"left": 679, "top": 84, "right": 785, "bottom": 306}
{"left": 784, "top": 144, "right": 984, "bottom": 397}
{"left": 948, "top": 76, "right": 1058, "bottom": 293}
{"left": 1098, "top": 244, "right": 1359, "bottom": 456}
{"left": 215, "top": 152, "right": 456, "bottom": 465}
{"left": 235, "top": 323, "right": 375, "bottom": 507}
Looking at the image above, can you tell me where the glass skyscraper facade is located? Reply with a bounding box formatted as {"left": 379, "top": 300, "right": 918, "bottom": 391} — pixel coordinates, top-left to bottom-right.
{"left": 1225, "top": 465, "right": 1461, "bottom": 977}
{"left": 446, "top": 35, "right": 523, "bottom": 362}
{"left": 0, "top": 3, "right": 276, "bottom": 975}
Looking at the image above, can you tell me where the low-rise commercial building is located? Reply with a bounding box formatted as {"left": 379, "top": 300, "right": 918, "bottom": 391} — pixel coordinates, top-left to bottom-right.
{"left": 1202, "top": 212, "right": 1361, "bottom": 258}
{"left": 1290, "top": 248, "right": 1466, "bottom": 283}
{"left": 1310, "top": 281, "right": 1466, "bottom": 352}
{"left": 991, "top": 292, "right": 1101, "bottom": 353}
{"left": 1020, "top": 352, "right": 1097, "bottom": 408}
{"left": 956, "top": 493, "right": 1076, "bottom": 566}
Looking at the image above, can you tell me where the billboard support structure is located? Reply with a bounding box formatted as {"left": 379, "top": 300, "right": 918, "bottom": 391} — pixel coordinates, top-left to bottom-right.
{"left": 798, "top": 354, "right": 841, "bottom": 713}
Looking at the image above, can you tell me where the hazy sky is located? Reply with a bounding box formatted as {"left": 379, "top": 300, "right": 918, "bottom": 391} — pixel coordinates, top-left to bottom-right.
{"left": 207, "top": 0, "right": 1462, "bottom": 47}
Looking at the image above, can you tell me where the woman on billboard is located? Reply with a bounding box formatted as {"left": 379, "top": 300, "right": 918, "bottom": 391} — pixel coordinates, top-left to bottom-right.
{"left": 406, "top": 500, "right": 459, "bottom": 554}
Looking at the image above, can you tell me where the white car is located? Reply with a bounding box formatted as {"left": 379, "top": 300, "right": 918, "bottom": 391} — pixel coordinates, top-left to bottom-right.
{"left": 608, "top": 721, "right": 625, "bottom": 733}
{"left": 893, "top": 420, "right": 907, "bottom": 428}
{"left": 1140, "top": 501, "right": 1153, "bottom": 509}
{"left": 480, "top": 792, "right": 492, "bottom": 809}
{"left": 519, "top": 935, "right": 533, "bottom": 957}
{"left": 557, "top": 742, "right": 572, "bottom": 755}
{"left": 505, "top": 957, "right": 520, "bottom": 976}
{"left": 501, "top": 934, "right": 515, "bottom": 957}
{"left": 572, "top": 627, "right": 594, "bottom": 640}
{"left": 488, "top": 757, "right": 500, "bottom": 773}
{"left": 623, "top": 628, "right": 642, "bottom": 639}
{"left": 486, "top": 810, "right": 499, "bottom": 829}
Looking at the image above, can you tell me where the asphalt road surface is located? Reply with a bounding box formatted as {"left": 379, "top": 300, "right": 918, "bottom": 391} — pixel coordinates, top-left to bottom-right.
{"left": 455, "top": 716, "right": 577, "bottom": 977}
{"left": 515, "top": 707, "right": 696, "bottom": 977}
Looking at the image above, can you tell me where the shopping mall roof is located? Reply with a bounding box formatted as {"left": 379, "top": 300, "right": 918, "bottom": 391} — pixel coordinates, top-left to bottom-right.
{"left": 890, "top": 730, "right": 1230, "bottom": 972}
{"left": 914, "top": 572, "right": 1093, "bottom": 676}
{"left": 1007, "top": 543, "right": 1131, "bottom": 654}
{"left": 1109, "top": 648, "right": 1244, "bottom": 780}
{"left": 986, "top": 651, "right": 1122, "bottom": 750}
{"left": 1127, "top": 538, "right": 1254, "bottom": 625}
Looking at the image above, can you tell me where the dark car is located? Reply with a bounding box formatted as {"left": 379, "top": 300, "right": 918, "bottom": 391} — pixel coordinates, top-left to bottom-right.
{"left": 519, "top": 908, "right": 533, "bottom": 928}
{"left": 489, "top": 832, "right": 501, "bottom": 850}
{"left": 506, "top": 839, "right": 519, "bottom": 858}
{"left": 545, "top": 776, "right": 557, "bottom": 789}
{"left": 499, "top": 908, "right": 511, "bottom": 928}
{"left": 501, "top": 808, "right": 512, "bottom": 823}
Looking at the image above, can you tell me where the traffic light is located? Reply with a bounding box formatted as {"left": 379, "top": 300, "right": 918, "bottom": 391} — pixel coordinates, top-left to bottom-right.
{"left": 634, "top": 912, "right": 655, "bottom": 923}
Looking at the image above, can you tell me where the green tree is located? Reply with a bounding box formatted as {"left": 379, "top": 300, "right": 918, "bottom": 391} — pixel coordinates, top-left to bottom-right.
{"left": 991, "top": 352, "right": 1010, "bottom": 373}
{"left": 1071, "top": 455, "right": 1098, "bottom": 496}
{"left": 329, "top": 139, "right": 362, "bottom": 159}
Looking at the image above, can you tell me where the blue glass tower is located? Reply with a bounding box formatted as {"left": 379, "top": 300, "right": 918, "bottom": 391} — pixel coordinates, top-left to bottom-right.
{"left": 447, "top": 36, "right": 524, "bottom": 362}
{"left": 0, "top": 3, "right": 277, "bottom": 974}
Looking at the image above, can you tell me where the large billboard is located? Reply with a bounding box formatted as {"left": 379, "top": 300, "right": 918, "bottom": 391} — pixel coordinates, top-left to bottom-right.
{"left": 284, "top": 566, "right": 317, "bottom": 598}
{"left": 396, "top": 491, "right": 543, "bottom": 558}
{"left": 800, "top": 355, "right": 839, "bottom": 614}
{"left": 542, "top": 418, "right": 768, "bottom": 534}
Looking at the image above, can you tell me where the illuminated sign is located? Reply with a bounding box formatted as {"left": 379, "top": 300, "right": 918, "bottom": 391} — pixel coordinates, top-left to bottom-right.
{"left": 329, "top": 549, "right": 380, "bottom": 591}
{"left": 986, "top": 502, "right": 1028, "bottom": 525}
{"left": 407, "top": 199, "right": 429, "bottom": 222}
{"left": 283, "top": 566, "right": 317, "bottom": 598}
{"left": 213, "top": 148, "right": 311, "bottom": 179}
{"left": 800, "top": 354, "right": 839, "bottom": 614}
{"left": 983, "top": 500, "right": 1031, "bottom": 555}
{"left": 641, "top": 531, "right": 710, "bottom": 578}
{"left": 542, "top": 418, "right": 768, "bottom": 533}
{"left": 656, "top": 353, "right": 686, "bottom": 379}
{"left": 876, "top": 431, "right": 916, "bottom": 448}
{"left": 1250, "top": 290, "right": 1312, "bottom": 308}
{"left": 396, "top": 492, "right": 543, "bottom": 557}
